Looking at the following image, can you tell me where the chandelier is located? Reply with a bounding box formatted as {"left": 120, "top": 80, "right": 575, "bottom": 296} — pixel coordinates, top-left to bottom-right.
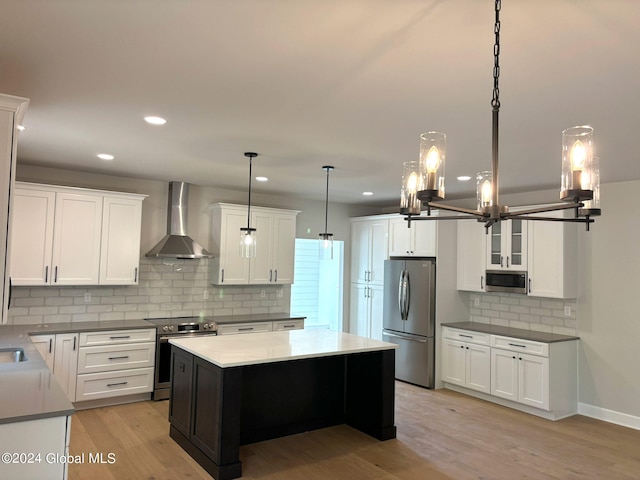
{"left": 400, "top": 0, "right": 601, "bottom": 231}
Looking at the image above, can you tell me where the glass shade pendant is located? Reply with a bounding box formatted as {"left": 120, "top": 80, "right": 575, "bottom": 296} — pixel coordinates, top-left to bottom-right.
{"left": 319, "top": 166, "right": 334, "bottom": 260}
{"left": 418, "top": 131, "right": 446, "bottom": 201}
{"left": 400, "top": 161, "right": 422, "bottom": 215}
{"left": 561, "top": 126, "right": 594, "bottom": 201}
{"left": 580, "top": 155, "right": 601, "bottom": 216}
{"left": 240, "top": 152, "right": 258, "bottom": 258}
{"left": 476, "top": 170, "right": 493, "bottom": 211}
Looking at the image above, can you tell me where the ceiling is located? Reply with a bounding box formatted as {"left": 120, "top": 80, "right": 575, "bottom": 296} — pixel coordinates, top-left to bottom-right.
{"left": 1, "top": 0, "right": 638, "bottom": 206}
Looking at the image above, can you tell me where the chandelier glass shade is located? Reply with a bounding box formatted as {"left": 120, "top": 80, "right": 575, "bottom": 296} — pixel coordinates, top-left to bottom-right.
{"left": 400, "top": 0, "right": 600, "bottom": 231}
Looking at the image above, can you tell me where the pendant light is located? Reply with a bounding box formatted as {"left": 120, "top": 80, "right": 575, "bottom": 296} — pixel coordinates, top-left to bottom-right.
{"left": 319, "top": 165, "right": 334, "bottom": 260}
{"left": 400, "top": 0, "right": 600, "bottom": 231}
{"left": 240, "top": 152, "right": 257, "bottom": 258}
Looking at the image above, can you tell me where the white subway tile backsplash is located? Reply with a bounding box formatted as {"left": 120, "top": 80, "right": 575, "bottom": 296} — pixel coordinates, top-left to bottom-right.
{"left": 463, "top": 291, "right": 577, "bottom": 335}
{"left": 7, "top": 258, "right": 291, "bottom": 325}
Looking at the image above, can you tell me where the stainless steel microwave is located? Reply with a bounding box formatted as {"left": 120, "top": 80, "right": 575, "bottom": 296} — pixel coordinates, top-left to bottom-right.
{"left": 485, "top": 270, "right": 528, "bottom": 294}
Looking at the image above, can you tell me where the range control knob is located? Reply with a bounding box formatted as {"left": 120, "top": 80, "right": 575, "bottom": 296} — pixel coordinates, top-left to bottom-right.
{"left": 169, "top": 325, "right": 174, "bottom": 331}
{"left": 162, "top": 325, "right": 169, "bottom": 332}
{"left": 203, "top": 323, "right": 209, "bottom": 330}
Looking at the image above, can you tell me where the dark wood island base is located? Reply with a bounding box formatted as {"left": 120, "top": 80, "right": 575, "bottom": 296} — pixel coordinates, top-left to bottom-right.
{"left": 169, "top": 345, "right": 396, "bottom": 480}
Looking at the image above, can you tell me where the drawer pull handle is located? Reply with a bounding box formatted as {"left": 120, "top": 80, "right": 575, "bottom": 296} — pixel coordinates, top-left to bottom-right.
{"left": 238, "top": 327, "right": 254, "bottom": 331}
{"left": 282, "top": 324, "right": 296, "bottom": 328}
{"left": 508, "top": 343, "right": 526, "bottom": 348}
{"left": 108, "top": 356, "right": 130, "bottom": 360}
{"left": 459, "top": 334, "right": 473, "bottom": 338}
{"left": 106, "top": 381, "right": 128, "bottom": 387}
{"left": 110, "top": 336, "right": 131, "bottom": 340}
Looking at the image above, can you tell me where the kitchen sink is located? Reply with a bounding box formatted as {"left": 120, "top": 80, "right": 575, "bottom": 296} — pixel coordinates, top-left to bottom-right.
{"left": 0, "top": 348, "right": 28, "bottom": 363}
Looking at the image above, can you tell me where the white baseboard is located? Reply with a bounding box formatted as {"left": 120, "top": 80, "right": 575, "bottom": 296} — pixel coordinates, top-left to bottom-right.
{"left": 578, "top": 402, "right": 640, "bottom": 431}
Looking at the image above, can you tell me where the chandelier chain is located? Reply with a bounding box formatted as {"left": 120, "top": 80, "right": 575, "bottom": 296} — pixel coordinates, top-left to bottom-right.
{"left": 492, "top": 0, "right": 501, "bottom": 109}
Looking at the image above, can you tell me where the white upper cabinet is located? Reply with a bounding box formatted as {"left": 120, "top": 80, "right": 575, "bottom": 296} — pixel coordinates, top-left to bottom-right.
{"left": 350, "top": 217, "right": 388, "bottom": 285}
{"left": 486, "top": 218, "right": 528, "bottom": 271}
{"left": 10, "top": 182, "right": 145, "bottom": 286}
{"left": 457, "top": 219, "right": 487, "bottom": 292}
{"left": 388, "top": 215, "right": 437, "bottom": 257}
{"left": 210, "top": 203, "right": 299, "bottom": 285}
{"left": 527, "top": 209, "right": 577, "bottom": 298}
{"left": 99, "top": 195, "right": 144, "bottom": 285}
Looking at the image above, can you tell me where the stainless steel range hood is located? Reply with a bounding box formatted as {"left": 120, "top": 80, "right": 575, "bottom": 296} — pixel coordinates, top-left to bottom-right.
{"left": 146, "top": 182, "right": 213, "bottom": 259}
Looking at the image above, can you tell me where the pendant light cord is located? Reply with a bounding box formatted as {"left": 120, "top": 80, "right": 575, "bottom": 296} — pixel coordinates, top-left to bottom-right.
{"left": 247, "top": 156, "right": 252, "bottom": 229}
{"left": 324, "top": 168, "right": 330, "bottom": 234}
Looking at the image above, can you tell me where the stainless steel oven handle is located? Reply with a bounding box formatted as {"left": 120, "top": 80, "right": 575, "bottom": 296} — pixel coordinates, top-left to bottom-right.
{"left": 159, "top": 333, "right": 218, "bottom": 341}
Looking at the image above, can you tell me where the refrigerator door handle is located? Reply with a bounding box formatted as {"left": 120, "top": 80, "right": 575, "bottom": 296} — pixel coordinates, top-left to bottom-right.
{"left": 397, "top": 270, "right": 405, "bottom": 319}
{"left": 403, "top": 270, "right": 410, "bottom": 320}
{"left": 382, "top": 331, "right": 428, "bottom": 343}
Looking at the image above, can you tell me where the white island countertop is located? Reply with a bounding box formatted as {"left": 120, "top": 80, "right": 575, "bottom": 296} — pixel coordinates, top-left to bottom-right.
{"left": 169, "top": 329, "right": 398, "bottom": 368}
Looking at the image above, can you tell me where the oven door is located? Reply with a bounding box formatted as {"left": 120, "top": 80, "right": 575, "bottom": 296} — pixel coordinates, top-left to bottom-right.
{"left": 154, "top": 333, "right": 217, "bottom": 400}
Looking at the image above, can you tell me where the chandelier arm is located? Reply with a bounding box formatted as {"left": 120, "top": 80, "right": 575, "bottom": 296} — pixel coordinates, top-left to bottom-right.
{"left": 424, "top": 202, "right": 487, "bottom": 217}
{"left": 518, "top": 216, "right": 594, "bottom": 224}
{"left": 505, "top": 202, "right": 584, "bottom": 217}
{"left": 407, "top": 215, "right": 485, "bottom": 221}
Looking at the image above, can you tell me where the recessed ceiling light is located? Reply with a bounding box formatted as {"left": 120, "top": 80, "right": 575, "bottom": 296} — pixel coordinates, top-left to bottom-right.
{"left": 97, "top": 153, "right": 115, "bottom": 161}
{"left": 255, "top": 176, "right": 268, "bottom": 182}
{"left": 144, "top": 116, "right": 167, "bottom": 125}
{"left": 457, "top": 175, "right": 472, "bottom": 181}
{"left": 17, "top": 125, "right": 26, "bottom": 131}
{"left": 362, "top": 192, "right": 374, "bottom": 196}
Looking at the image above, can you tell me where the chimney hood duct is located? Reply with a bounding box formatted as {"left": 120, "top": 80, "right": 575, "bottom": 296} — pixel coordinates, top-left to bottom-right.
{"left": 146, "top": 181, "right": 213, "bottom": 259}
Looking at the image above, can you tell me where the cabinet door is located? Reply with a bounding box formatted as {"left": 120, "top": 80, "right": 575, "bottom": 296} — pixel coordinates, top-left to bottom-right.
{"left": 411, "top": 220, "right": 437, "bottom": 257}
{"left": 31, "top": 334, "right": 55, "bottom": 370}
{"left": 369, "top": 284, "right": 384, "bottom": 341}
{"left": 369, "top": 220, "right": 388, "bottom": 285}
{"left": 99, "top": 196, "right": 143, "bottom": 285}
{"left": 169, "top": 348, "right": 193, "bottom": 438}
{"left": 491, "top": 348, "right": 518, "bottom": 402}
{"left": 486, "top": 221, "right": 503, "bottom": 269}
{"left": 442, "top": 338, "right": 466, "bottom": 386}
{"left": 271, "top": 213, "right": 296, "bottom": 284}
{"left": 457, "top": 219, "right": 486, "bottom": 292}
{"left": 249, "top": 211, "right": 273, "bottom": 284}
{"left": 351, "top": 222, "right": 371, "bottom": 284}
{"left": 9, "top": 188, "right": 56, "bottom": 285}
{"left": 217, "top": 208, "right": 250, "bottom": 284}
{"left": 466, "top": 343, "right": 491, "bottom": 394}
{"left": 518, "top": 352, "right": 549, "bottom": 410}
{"left": 388, "top": 217, "right": 412, "bottom": 256}
{"left": 53, "top": 333, "right": 79, "bottom": 402}
{"left": 349, "top": 283, "right": 370, "bottom": 337}
{"left": 507, "top": 219, "right": 527, "bottom": 271}
{"left": 51, "top": 193, "right": 102, "bottom": 285}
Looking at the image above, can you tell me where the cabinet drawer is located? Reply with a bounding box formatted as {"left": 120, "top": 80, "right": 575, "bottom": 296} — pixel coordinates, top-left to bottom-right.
{"left": 273, "top": 319, "right": 304, "bottom": 331}
{"left": 491, "top": 335, "right": 548, "bottom": 357}
{"left": 75, "top": 367, "right": 154, "bottom": 401}
{"left": 442, "top": 327, "right": 490, "bottom": 345}
{"left": 217, "top": 322, "right": 273, "bottom": 335}
{"left": 77, "top": 342, "right": 155, "bottom": 374}
{"left": 79, "top": 328, "right": 155, "bottom": 347}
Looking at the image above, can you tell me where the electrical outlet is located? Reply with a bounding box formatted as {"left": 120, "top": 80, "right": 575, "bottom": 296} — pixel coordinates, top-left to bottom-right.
{"left": 277, "top": 288, "right": 283, "bottom": 298}
{"left": 261, "top": 289, "right": 266, "bottom": 298}
{"left": 564, "top": 305, "right": 571, "bottom": 316}
{"left": 84, "top": 292, "right": 91, "bottom": 303}
{"left": 473, "top": 297, "right": 480, "bottom": 307}
{"left": 203, "top": 289, "right": 209, "bottom": 300}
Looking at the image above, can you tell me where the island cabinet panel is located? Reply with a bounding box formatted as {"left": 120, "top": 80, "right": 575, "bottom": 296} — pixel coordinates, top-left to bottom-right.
{"left": 169, "top": 348, "right": 193, "bottom": 438}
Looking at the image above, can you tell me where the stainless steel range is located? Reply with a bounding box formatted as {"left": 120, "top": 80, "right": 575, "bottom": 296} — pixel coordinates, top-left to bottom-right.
{"left": 146, "top": 316, "right": 217, "bottom": 400}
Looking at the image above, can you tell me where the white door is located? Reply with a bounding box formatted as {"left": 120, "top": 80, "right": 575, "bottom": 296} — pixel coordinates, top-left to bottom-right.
{"left": 388, "top": 217, "right": 411, "bottom": 256}
{"left": 99, "top": 196, "right": 142, "bottom": 285}
{"left": 219, "top": 208, "right": 250, "bottom": 284}
{"left": 518, "top": 353, "right": 549, "bottom": 410}
{"left": 368, "top": 220, "right": 388, "bottom": 285}
{"left": 351, "top": 222, "right": 371, "bottom": 284}
{"left": 457, "top": 219, "right": 486, "bottom": 292}
{"left": 31, "top": 334, "right": 56, "bottom": 370}
{"left": 53, "top": 333, "right": 79, "bottom": 402}
{"left": 491, "top": 348, "right": 518, "bottom": 402}
{"left": 349, "top": 283, "right": 369, "bottom": 337}
{"left": 466, "top": 343, "right": 491, "bottom": 394}
{"left": 249, "top": 211, "right": 274, "bottom": 284}
{"left": 271, "top": 213, "right": 296, "bottom": 284}
{"left": 51, "top": 193, "right": 103, "bottom": 285}
{"left": 442, "top": 338, "right": 466, "bottom": 386}
{"left": 9, "top": 188, "right": 56, "bottom": 285}
{"left": 369, "top": 284, "right": 384, "bottom": 341}
{"left": 411, "top": 220, "right": 437, "bottom": 257}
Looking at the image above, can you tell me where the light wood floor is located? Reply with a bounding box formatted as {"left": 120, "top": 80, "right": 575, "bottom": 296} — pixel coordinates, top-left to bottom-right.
{"left": 68, "top": 382, "right": 640, "bottom": 480}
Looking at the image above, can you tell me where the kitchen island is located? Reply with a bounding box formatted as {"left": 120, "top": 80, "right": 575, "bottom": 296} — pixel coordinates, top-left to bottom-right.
{"left": 169, "top": 329, "right": 398, "bottom": 480}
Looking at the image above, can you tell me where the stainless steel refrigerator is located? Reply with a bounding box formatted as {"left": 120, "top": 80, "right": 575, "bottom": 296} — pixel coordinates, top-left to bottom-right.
{"left": 382, "top": 257, "right": 436, "bottom": 388}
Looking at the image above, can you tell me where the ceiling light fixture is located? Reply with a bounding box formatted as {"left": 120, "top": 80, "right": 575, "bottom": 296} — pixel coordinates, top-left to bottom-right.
{"left": 256, "top": 176, "right": 268, "bottom": 182}
{"left": 319, "top": 166, "right": 334, "bottom": 260}
{"left": 457, "top": 176, "right": 472, "bottom": 182}
{"left": 362, "top": 191, "right": 373, "bottom": 196}
{"left": 240, "top": 152, "right": 258, "bottom": 258}
{"left": 97, "top": 153, "right": 115, "bottom": 160}
{"left": 401, "top": 0, "right": 600, "bottom": 231}
{"left": 144, "top": 116, "right": 167, "bottom": 125}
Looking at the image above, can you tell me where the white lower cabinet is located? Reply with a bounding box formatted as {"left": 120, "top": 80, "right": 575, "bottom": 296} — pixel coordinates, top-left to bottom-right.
{"left": 30, "top": 333, "right": 78, "bottom": 402}
{"left": 442, "top": 326, "right": 577, "bottom": 420}
{"left": 75, "top": 329, "right": 155, "bottom": 403}
{"left": 350, "top": 283, "right": 383, "bottom": 340}
{"left": 30, "top": 334, "right": 55, "bottom": 370}
{"left": 217, "top": 318, "right": 305, "bottom": 335}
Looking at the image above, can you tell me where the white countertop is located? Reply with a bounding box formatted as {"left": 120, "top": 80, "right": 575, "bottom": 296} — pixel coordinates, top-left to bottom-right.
{"left": 169, "top": 329, "right": 398, "bottom": 368}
